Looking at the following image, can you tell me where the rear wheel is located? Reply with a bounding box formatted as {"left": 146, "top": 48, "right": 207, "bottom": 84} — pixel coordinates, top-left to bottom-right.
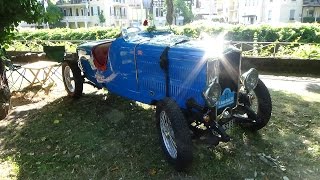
{"left": 62, "top": 61, "right": 83, "bottom": 98}
{"left": 156, "top": 98, "right": 193, "bottom": 171}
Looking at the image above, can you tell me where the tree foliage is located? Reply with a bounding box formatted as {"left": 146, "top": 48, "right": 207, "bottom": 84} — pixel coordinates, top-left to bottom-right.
{"left": 165, "top": 0, "right": 193, "bottom": 25}
{"left": 99, "top": 11, "right": 106, "bottom": 24}
{"left": 0, "top": 0, "right": 43, "bottom": 45}
{"left": 174, "top": 0, "right": 193, "bottom": 24}
{"left": 44, "top": 0, "right": 64, "bottom": 28}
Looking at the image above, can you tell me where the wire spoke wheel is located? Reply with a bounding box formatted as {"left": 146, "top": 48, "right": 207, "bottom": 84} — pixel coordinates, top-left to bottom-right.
{"left": 156, "top": 98, "right": 193, "bottom": 171}
{"left": 63, "top": 65, "right": 75, "bottom": 93}
{"left": 62, "top": 61, "right": 83, "bottom": 98}
{"left": 238, "top": 79, "right": 272, "bottom": 131}
{"left": 248, "top": 92, "right": 258, "bottom": 114}
{"left": 160, "top": 111, "right": 177, "bottom": 159}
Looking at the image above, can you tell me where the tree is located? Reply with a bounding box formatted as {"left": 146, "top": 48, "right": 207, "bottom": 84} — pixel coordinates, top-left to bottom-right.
{"left": 0, "top": 0, "right": 43, "bottom": 45}
{"left": 0, "top": 0, "right": 43, "bottom": 119}
{"left": 165, "top": 0, "right": 194, "bottom": 25}
{"left": 174, "top": 0, "right": 194, "bottom": 24}
{"left": 43, "top": 0, "right": 64, "bottom": 28}
{"left": 99, "top": 10, "right": 106, "bottom": 26}
{"left": 166, "top": 0, "right": 174, "bottom": 25}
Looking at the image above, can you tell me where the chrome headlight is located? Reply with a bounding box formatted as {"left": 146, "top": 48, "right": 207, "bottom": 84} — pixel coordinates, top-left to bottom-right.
{"left": 203, "top": 79, "right": 222, "bottom": 108}
{"left": 241, "top": 68, "right": 259, "bottom": 91}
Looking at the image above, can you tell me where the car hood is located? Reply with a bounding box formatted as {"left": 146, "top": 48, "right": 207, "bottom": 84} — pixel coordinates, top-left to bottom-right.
{"left": 143, "top": 34, "right": 229, "bottom": 59}
{"left": 78, "top": 39, "right": 114, "bottom": 51}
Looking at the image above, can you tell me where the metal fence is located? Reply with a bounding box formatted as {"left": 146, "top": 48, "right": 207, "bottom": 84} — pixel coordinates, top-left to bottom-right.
{"left": 230, "top": 41, "right": 320, "bottom": 60}
{"left": 7, "top": 40, "right": 92, "bottom": 53}
{"left": 6, "top": 40, "right": 320, "bottom": 60}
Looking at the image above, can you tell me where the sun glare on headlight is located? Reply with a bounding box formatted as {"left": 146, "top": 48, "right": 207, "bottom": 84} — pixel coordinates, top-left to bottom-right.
{"left": 200, "top": 32, "right": 228, "bottom": 60}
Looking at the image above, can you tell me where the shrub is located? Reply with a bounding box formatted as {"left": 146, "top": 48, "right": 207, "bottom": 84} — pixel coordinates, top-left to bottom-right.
{"left": 12, "top": 23, "right": 320, "bottom": 43}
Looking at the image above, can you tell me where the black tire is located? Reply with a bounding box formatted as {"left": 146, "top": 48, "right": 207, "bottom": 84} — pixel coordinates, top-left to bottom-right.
{"left": 156, "top": 98, "right": 193, "bottom": 171}
{"left": 62, "top": 61, "right": 83, "bottom": 98}
{"left": 242, "top": 79, "right": 272, "bottom": 131}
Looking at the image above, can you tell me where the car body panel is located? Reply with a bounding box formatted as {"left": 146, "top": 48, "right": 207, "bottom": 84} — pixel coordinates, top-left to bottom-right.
{"left": 76, "top": 31, "right": 239, "bottom": 109}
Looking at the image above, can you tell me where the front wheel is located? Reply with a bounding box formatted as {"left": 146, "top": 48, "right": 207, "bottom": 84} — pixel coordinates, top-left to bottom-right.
{"left": 62, "top": 61, "right": 83, "bottom": 98}
{"left": 238, "top": 79, "right": 272, "bottom": 131}
{"left": 156, "top": 98, "right": 193, "bottom": 171}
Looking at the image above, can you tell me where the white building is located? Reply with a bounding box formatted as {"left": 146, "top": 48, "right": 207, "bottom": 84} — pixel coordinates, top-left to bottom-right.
{"left": 238, "top": 0, "right": 264, "bottom": 24}
{"left": 127, "top": 0, "right": 147, "bottom": 26}
{"left": 57, "top": 0, "right": 130, "bottom": 28}
{"left": 302, "top": 0, "right": 320, "bottom": 23}
{"left": 192, "top": 0, "right": 239, "bottom": 23}
{"left": 262, "top": 0, "right": 303, "bottom": 23}
{"left": 238, "top": 0, "right": 303, "bottom": 24}
{"left": 226, "top": 0, "right": 239, "bottom": 23}
{"left": 192, "top": 0, "right": 215, "bottom": 20}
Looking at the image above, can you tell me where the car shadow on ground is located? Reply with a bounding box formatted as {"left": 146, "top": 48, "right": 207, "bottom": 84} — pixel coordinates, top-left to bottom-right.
{"left": 0, "top": 91, "right": 319, "bottom": 179}
{"left": 306, "top": 83, "right": 320, "bottom": 94}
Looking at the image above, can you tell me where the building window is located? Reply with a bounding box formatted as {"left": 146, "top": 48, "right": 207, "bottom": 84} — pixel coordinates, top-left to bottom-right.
{"left": 196, "top": 0, "right": 201, "bottom": 8}
{"left": 290, "top": 9, "right": 295, "bottom": 20}
{"left": 69, "top": 8, "right": 72, "bottom": 16}
{"left": 270, "top": 0, "right": 273, "bottom": 2}
{"left": 308, "top": 9, "right": 314, "bottom": 17}
{"left": 91, "top": 7, "right": 94, "bottom": 16}
{"left": 268, "top": 10, "right": 272, "bottom": 20}
{"left": 76, "top": 8, "right": 79, "bottom": 16}
{"left": 110, "top": 7, "right": 112, "bottom": 15}
{"left": 97, "top": 6, "right": 100, "bottom": 15}
{"left": 123, "top": 8, "right": 126, "bottom": 17}
{"left": 155, "top": 8, "right": 164, "bottom": 17}
{"left": 81, "top": 9, "right": 84, "bottom": 16}
{"left": 63, "top": 9, "right": 67, "bottom": 16}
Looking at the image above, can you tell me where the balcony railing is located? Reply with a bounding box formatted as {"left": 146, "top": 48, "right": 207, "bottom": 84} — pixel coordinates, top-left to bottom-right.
{"left": 128, "top": 0, "right": 141, "bottom": 8}
{"left": 61, "top": 16, "right": 99, "bottom": 22}
{"left": 57, "top": 0, "right": 87, "bottom": 5}
{"left": 113, "top": 15, "right": 128, "bottom": 19}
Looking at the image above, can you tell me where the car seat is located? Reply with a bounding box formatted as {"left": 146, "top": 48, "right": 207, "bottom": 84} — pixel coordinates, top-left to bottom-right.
{"left": 93, "top": 43, "right": 111, "bottom": 71}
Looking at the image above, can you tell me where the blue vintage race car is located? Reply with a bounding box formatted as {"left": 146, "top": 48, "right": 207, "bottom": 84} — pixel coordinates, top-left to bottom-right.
{"left": 62, "top": 27, "right": 272, "bottom": 171}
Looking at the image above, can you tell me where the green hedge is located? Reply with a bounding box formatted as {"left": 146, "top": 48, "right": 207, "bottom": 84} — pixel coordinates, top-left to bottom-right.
{"left": 11, "top": 23, "right": 320, "bottom": 43}
{"left": 13, "top": 27, "right": 120, "bottom": 41}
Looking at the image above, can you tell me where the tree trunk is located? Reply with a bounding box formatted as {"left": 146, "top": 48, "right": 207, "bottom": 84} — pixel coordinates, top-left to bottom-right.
{"left": 0, "top": 51, "right": 11, "bottom": 120}
{"left": 166, "top": 0, "right": 174, "bottom": 25}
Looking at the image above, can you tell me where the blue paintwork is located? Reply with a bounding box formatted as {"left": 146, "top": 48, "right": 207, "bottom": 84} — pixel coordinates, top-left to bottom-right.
{"left": 76, "top": 31, "right": 229, "bottom": 109}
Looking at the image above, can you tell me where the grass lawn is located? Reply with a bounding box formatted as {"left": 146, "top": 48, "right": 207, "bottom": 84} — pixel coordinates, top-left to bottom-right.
{"left": 0, "top": 90, "right": 319, "bottom": 179}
